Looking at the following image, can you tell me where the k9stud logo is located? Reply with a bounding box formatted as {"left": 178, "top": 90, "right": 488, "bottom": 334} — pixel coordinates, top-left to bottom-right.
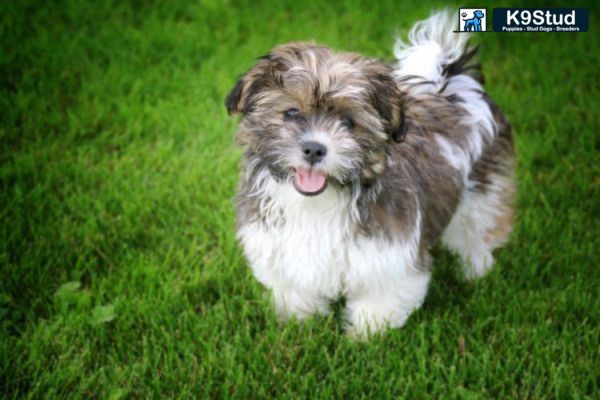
{"left": 458, "top": 8, "right": 487, "bottom": 32}
{"left": 492, "top": 8, "right": 589, "bottom": 32}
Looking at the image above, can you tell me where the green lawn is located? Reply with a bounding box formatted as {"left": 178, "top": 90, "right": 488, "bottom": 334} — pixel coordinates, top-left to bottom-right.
{"left": 1, "top": 0, "right": 598, "bottom": 398}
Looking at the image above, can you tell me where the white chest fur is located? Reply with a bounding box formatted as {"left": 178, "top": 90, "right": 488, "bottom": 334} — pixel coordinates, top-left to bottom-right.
{"left": 238, "top": 182, "right": 351, "bottom": 295}
{"left": 237, "top": 180, "right": 422, "bottom": 299}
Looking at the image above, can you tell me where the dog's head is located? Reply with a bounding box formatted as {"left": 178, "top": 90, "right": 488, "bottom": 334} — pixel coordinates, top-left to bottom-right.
{"left": 473, "top": 10, "right": 484, "bottom": 19}
{"left": 226, "top": 42, "right": 406, "bottom": 196}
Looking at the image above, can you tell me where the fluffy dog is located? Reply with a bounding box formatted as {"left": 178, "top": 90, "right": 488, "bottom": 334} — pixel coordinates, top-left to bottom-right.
{"left": 226, "top": 12, "right": 515, "bottom": 337}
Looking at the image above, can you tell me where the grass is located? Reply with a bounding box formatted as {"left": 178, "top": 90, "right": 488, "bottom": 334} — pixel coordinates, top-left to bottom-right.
{"left": 1, "top": 0, "right": 598, "bottom": 398}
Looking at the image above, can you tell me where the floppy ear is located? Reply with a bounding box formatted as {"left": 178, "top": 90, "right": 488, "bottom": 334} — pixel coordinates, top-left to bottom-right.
{"left": 366, "top": 68, "right": 407, "bottom": 143}
{"left": 225, "top": 71, "right": 261, "bottom": 115}
{"left": 391, "top": 110, "right": 408, "bottom": 142}
{"left": 225, "top": 55, "right": 283, "bottom": 115}
{"left": 225, "top": 78, "right": 246, "bottom": 115}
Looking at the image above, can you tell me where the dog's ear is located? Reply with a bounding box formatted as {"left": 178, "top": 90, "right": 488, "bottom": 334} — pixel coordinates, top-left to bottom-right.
{"left": 391, "top": 110, "right": 408, "bottom": 142}
{"left": 225, "top": 55, "right": 283, "bottom": 115}
{"left": 225, "top": 78, "right": 246, "bottom": 115}
{"left": 225, "top": 68, "right": 265, "bottom": 115}
{"left": 366, "top": 67, "right": 407, "bottom": 143}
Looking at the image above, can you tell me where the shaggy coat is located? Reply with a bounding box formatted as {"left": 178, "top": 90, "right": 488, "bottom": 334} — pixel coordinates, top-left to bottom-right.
{"left": 226, "top": 12, "right": 515, "bottom": 337}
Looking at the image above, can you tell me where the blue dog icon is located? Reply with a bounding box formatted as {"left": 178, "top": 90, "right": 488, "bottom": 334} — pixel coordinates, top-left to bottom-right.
{"left": 463, "top": 10, "right": 485, "bottom": 31}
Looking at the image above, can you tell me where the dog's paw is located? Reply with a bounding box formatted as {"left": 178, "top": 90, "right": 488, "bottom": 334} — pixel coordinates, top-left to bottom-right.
{"left": 344, "top": 306, "right": 408, "bottom": 340}
{"left": 461, "top": 251, "right": 494, "bottom": 280}
{"left": 345, "top": 321, "right": 388, "bottom": 341}
{"left": 272, "top": 288, "right": 330, "bottom": 321}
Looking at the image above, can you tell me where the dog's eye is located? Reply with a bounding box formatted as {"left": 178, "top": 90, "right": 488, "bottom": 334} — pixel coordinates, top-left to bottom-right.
{"left": 283, "top": 108, "right": 300, "bottom": 120}
{"left": 341, "top": 116, "right": 355, "bottom": 130}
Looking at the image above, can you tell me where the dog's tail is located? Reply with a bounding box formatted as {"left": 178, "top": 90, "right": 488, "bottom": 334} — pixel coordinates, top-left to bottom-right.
{"left": 393, "top": 10, "right": 483, "bottom": 92}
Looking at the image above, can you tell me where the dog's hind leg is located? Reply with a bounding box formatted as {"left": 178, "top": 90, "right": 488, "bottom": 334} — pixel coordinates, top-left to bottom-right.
{"left": 442, "top": 120, "right": 516, "bottom": 280}
{"left": 442, "top": 172, "right": 515, "bottom": 279}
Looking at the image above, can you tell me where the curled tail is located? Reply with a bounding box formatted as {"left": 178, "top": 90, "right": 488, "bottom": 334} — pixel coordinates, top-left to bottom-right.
{"left": 392, "top": 12, "right": 516, "bottom": 280}
{"left": 392, "top": 10, "right": 500, "bottom": 181}
{"left": 393, "top": 10, "right": 483, "bottom": 92}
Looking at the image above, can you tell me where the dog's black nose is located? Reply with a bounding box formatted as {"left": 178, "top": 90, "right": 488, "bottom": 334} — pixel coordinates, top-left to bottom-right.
{"left": 302, "top": 141, "right": 327, "bottom": 164}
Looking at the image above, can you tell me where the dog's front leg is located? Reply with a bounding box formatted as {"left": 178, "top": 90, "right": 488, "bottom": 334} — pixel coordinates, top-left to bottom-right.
{"left": 271, "top": 284, "right": 331, "bottom": 322}
{"left": 345, "top": 262, "right": 430, "bottom": 339}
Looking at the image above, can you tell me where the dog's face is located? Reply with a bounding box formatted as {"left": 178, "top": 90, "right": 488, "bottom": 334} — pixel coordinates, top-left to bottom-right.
{"left": 474, "top": 10, "right": 484, "bottom": 18}
{"left": 226, "top": 42, "right": 405, "bottom": 196}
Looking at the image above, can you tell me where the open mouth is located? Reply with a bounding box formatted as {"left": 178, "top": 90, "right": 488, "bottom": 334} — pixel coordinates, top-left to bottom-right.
{"left": 292, "top": 167, "right": 328, "bottom": 196}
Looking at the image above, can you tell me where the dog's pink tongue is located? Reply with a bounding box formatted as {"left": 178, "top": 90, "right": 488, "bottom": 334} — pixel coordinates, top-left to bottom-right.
{"left": 294, "top": 168, "right": 327, "bottom": 194}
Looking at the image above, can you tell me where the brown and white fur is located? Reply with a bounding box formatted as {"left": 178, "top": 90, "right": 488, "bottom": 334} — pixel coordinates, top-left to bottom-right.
{"left": 226, "top": 12, "right": 515, "bottom": 337}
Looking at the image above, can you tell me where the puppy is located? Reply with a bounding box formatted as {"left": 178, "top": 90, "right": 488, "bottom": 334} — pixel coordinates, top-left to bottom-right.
{"left": 226, "top": 12, "right": 515, "bottom": 337}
